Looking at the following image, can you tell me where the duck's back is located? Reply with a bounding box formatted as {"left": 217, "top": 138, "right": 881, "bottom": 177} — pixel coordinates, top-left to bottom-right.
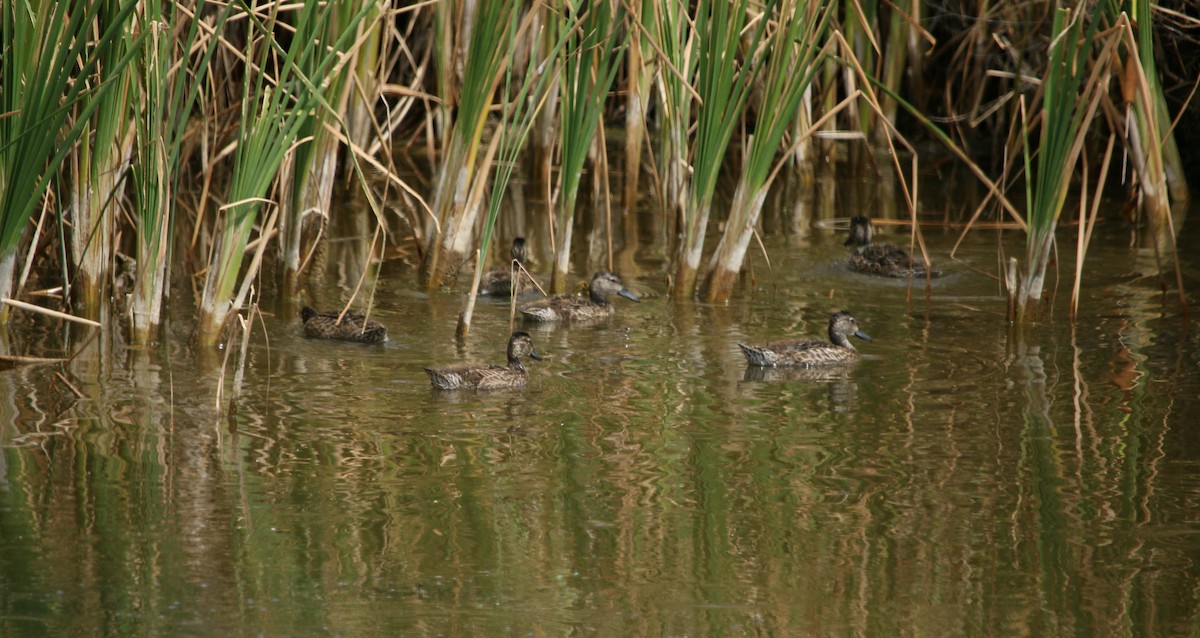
{"left": 738, "top": 339, "right": 857, "bottom": 367}
{"left": 480, "top": 270, "right": 538, "bottom": 296}
{"left": 521, "top": 295, "right": 612, "bottom": 321}
{"left": 424, "top": 363, "right": 526, "bottom": 390}
{"left": 302, "top": 309, "right": 388, "bottom": 343}
{"left": 849, "top": 244, "right": 932, "bottom": 278}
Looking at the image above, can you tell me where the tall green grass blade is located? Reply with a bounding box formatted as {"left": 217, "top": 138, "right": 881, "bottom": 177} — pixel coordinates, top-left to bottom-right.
{"left": 649, "top": 0, "right": 694, "bottom": 230}
{"left": 1018, "top": 5, "right": 1106, "bottom": 320}
{"left": 421, "top": 0, "right": 520, "bottom": 289}
{"left": 674, "top": 0, "right": 769, "bottom": 299}
{"left": 0, "top": 0, "right": 145, "bottom": 321}
{"left": 129, "top": 0, "right": 230, "bottom": 344}
{"left": 549, "top": 0, "right": 629, "bottom": 292}
{"left": 69, "top": 0, "right": 138, "bottom": 319}
{"left": 279, "top": 0, "right": 382, "bottom": 297}
{"left": 196, "top": 0, "right": 371, "bottom": 345}
{"left": 1116, "top": 0, "right": 1188, "bottom": 251}
{"left": 702, "top": 0, "right": 831, "bottom": 302}
{"left": 458, "top": 5, "right": 570, "bottom": 339}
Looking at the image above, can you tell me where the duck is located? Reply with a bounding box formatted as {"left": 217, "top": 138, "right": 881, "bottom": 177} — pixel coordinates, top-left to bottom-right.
{"left": 738, "top": 310, "right": 871, "bottom": 367}
{"left": 300, "top": 306, "right": 388, "bottom": 343}
{"left": 479, "top": 237, "right": 540, "bottom": 296}
{"left": 519, "top": 271, "right": 640, "bottom": 322}
{"left": 844, "top": 215, "right": 937, "bottom": 278}
{"left": 424, "top": 331, "right": 542, "bottom": 390}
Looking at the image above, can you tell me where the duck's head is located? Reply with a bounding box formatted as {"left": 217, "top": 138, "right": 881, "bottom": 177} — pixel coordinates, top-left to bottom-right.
{"left": 589, "top": 271, "right": 640, "bottom": 303}
{"left": 844, "top": 216, "right": 874, "bottom": 247}
{"left": 511, "top": 237, "right": 528, "bottom": 264}
{"left": 507, "top": 331, "right": 543, "bottom": 362}
{"left": 300, "top": 306, "right": 318, "bottom": 322}
{"left": 828, "top": 310, "right": 871, "bottom": 348}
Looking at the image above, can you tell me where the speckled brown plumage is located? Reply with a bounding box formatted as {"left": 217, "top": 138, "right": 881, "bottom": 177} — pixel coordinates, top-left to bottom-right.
{"left": 424, "top": 332, "right": 543, "bottom": 390}
{"left": 845, "top": 216, "right": 937, "bottom": 278}
{"left": 738, "top": 311, "right": 871, "bottom": 368}
{"left": 300, "top": 306, "right": 387, "bottom": 343}
{"left": 479, "top": 237, "right": 540, "bottom": 297}
{"left": 519, "top": 271, "right": 639, "bottom": 322}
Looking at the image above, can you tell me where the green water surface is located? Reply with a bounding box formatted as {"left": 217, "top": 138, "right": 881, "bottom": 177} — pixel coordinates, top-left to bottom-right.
{"left": 2, "top": 177, "right": 1199, "bottom": 637}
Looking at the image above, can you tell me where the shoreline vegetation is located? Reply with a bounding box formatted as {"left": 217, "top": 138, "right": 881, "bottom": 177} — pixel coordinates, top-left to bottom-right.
{"left": 0, "top": 0, "right": 1193, "bottom": 349}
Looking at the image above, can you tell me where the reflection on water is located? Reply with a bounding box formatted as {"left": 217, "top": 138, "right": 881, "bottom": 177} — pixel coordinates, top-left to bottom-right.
{"left": 2, "top": 179, "right": 1200, "bottom": 636}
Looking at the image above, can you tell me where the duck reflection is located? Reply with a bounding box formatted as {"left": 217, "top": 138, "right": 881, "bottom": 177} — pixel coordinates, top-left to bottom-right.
{"left": 742, "top": 365, "right": 859, "bottom": 412}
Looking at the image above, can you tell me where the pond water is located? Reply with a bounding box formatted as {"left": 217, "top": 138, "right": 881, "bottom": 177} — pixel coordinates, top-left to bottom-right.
{"left": 2, "top": 167, "right": 1200, "bottom": 636}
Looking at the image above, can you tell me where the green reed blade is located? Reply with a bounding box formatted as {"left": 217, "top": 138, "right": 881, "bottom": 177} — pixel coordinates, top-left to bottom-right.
{"left": 196, "top": 0, "right": 371, "bottom": 345}
{"left": 422, "top": 0, "right": 520, "bottom": 289}
{"left": 703, "top": 0, "right": 831, "bottom": 302}
{"left": 0, "top": 0, "right": 146, "bottom": 317}
{"left": 550, "top": 0, "right": 629, "bottom": 291}
{"left": 675, "top": 0, "right": 770, "bottom": 298}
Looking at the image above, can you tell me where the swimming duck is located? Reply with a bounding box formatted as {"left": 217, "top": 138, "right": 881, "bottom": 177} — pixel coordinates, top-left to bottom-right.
{"left": 300, "top": 306, "right": 388, "bottom": 343}
{"left": 424, "top": 331, "right": 543, "bottom": 390}
{"left": 479, "top": 237, "right": 540, "bottom": 296}
{"left": 738, "top": 310, "right": 871, "bottom": 367}
{"left": 845, "top": 215, "right": 936, "bottom": 278}
{"left": 519, "top": 271, "right": 640, "bottom": 322}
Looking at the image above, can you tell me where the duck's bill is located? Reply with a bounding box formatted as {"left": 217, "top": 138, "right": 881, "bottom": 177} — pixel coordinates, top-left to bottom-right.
{"left": 618, "top": 289, "right": 641, "bottom": 303}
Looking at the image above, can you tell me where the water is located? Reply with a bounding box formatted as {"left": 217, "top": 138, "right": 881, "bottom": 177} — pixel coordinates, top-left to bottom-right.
{"left": 2, "top": 181, "right": 1200, "bottom": 636}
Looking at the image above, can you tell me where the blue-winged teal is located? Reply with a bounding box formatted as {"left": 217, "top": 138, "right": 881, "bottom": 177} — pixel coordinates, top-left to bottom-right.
{"left": 519, "top": 271, "right": 640, "bottom": 322}
{"left": 845, "top": 216, "right": 937, "bottom": 278}
{"left": 739, "top": 311, "right": 871, "bottom": 367}
{"left": 424, "top": 332, "right": 542, "bottom": 390}
{"left": 300, "top": 306, "right": 388, "bottom": 343}
{"left": 479, "top": 237, "right": 540, "bottom": 297}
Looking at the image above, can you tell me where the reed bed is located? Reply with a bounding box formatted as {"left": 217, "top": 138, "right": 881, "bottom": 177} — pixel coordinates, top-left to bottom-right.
{"left": 0, "top": 0, "right": 1192, "bottom": 345}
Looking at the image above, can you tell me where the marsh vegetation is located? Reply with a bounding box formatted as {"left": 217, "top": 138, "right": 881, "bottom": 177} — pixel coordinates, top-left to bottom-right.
{"left": 0, "top": 0, "right": 1193, "bottom": 343}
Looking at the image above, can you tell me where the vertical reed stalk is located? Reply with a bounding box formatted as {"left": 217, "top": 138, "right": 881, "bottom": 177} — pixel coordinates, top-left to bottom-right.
{"left": 343, "top": 0, "right": 386, "bottom": 163}
{"left": 844, "top": 0, "right": 878, "bottom": 136}
{"left": 623, "top": 0, "right": 655, "bottom": 215}
{"left": 702, "top": 1, "right": 829, "bottom": 303}
{"left": 876, "top": 0, "right": 915, "bottom": 145}
{"left": 130, "top": 7, "right": 170, "bottom": 345}
{"left": 279, "top": 0, "right": 378, "bottom": 297}
{"left": 69, "top": 0, "right": 135, "bottom": 320}
{"left": 1070, "top": 135, "right": 1114, "bottom": 322}
{"left": 1113, "top": 2, "right": 1189, "bottom": 252}
{"left": 195, "top": 0, "right": 367, "bottom": 345}
{"left": 130, "top": 0, "right": 227, "bottom": 344}
{"left": 421, "top": 0, "right": 518, "bottom": 289}
{"left": 1017, "top": 6, "right": 1107, "bottom": 321}
{"left": 649, "top": 0, "right": 694, "bottom": 232}
{"left": 531, "top": 1, "right": 562, "bottom": 196}
{"left": 458, "top": 10, "right": 567, "bottom": 338}
{"left": 0, "top": 0, "right": 142, "bottom": 322}
{"left": 430, "top": 0, "right": 466, "bottom": 148}
{"left": 674, "top": 0, "right": 766, "bottom": 299}
{"left": 549, "top": 0, "right": 628, "bottom": 292}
